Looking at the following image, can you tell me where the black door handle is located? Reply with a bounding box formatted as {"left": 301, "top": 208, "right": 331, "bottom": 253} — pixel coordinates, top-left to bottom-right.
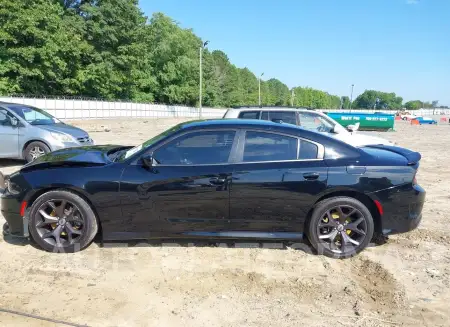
{"left": 210, "top": 177, "right": 226, "bottom": 185}
{"left": 303, "top": 172, "right": 319, "bottom": 180}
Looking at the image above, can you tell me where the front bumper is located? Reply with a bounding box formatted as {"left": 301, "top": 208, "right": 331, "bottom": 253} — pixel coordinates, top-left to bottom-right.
{"left": 372, "top": 184, "right": 426, "bottom": 235}
{"left": 1, "top": 190, "right": 29, "bottom": 238}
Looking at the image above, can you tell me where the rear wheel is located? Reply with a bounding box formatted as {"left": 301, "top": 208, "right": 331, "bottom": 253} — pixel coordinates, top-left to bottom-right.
{"left": 28, "top": 190, "right": 98, "bottom": 253}
{"left": 24, "top": 141, "right": 50, "bottom": 162}
{"left": 307, "top": 197, "right": 374, "bottom": 259}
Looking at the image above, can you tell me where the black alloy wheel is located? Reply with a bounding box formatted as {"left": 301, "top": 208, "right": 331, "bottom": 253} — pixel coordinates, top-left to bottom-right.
{"left": 35, "top": 199, "right": 84, "bottom": 247}
{"left": 308, "top": 197, "right": 374, "bottom": 258}
{"left": 29, "top": 190, "right": 98, "bottom": 253}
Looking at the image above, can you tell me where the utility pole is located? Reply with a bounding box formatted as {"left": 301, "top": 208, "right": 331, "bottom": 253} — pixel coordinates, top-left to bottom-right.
{"left": 258, "top": 73, "right": 264, "bottom": 106}
{"left": 199, "top": 40, "right": 209, "bottom": 118}
{"left": 349, "top": 84, "right": 355, "bottom": 110}
{"left": 291, "top": 89, "right": 295, "bottom": 107}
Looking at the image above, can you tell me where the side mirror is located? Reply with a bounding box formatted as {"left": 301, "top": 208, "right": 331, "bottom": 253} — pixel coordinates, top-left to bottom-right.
{"left": 332, "top": 125, "right": 342, "bottom": 134}
{"left": 142, "top": 154, "right": 155, "bottom": 169}
{"left": 10, "top": 117, "right": 18, "bottom": 127}
{"left": 347, "top": 122, "right": 360, "bottom": 133}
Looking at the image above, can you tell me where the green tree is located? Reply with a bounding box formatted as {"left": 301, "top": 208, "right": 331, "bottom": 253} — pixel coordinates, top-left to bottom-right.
{"left": 353, "top": 90, "right": 403, "bottom": 110}
{"left": 0, "top": 0, "right": 89, "bottom": 95}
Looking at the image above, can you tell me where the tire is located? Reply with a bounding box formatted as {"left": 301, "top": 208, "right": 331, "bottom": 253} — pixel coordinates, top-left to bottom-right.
{"left": 24, "top": 141, "right": 50, "bottom": 162}
{"left": 28, "top": 190, "right": 98, "bottom": 253}
{"left": 307, "top": 196, "right": 374, "bottom": 259}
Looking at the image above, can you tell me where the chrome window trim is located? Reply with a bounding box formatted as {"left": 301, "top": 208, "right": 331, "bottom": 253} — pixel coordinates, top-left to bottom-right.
{"left": 132, "top": 127, "right": 325, "bottom": 167}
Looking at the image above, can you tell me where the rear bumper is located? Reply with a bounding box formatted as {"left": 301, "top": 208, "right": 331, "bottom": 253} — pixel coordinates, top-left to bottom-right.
{"left": 372, "top": 184, "right": 425, "bottom": 235}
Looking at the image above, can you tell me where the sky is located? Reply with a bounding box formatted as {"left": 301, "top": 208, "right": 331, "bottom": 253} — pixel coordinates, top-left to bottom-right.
{"left": 140, "top": 0, "right": 450, "bottom": 105}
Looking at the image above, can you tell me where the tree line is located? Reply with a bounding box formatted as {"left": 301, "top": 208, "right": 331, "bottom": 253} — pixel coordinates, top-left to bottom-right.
{"left": 0, "top": 0, "right": 439, "bottom": 110}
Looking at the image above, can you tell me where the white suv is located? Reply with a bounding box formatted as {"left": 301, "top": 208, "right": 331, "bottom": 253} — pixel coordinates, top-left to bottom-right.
{"left": 223, "top": 107, "right": 392, "bottom": 147}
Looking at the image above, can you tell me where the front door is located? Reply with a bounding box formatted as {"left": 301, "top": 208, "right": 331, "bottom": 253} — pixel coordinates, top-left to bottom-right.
{"left": 229, "top": 130, "right": 328, "bottom": 235}
{"left": 118, "top": 130, "right": 236, "bottom": 239}
{"left": 0, "top": 108, "right": 19, "bottom": 158}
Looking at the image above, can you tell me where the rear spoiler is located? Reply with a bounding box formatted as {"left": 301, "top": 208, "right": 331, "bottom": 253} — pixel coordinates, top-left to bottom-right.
{"left": 364, "top": 145, "right": 421, "bottom": 165}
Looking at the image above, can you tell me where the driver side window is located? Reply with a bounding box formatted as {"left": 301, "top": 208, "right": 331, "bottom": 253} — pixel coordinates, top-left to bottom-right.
{"left": 153, "top": 130, "right": 236, "bottom": 165}
{"left": 0, "top": 109, "right": 12, "bottom": 126}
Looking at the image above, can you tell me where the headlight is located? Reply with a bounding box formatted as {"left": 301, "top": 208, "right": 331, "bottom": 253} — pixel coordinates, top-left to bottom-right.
{"left": 5, "top": 178, "right": 20, "bottom": 195}
{"left": 51, "top": 132, "right": 75, "bottom": 143}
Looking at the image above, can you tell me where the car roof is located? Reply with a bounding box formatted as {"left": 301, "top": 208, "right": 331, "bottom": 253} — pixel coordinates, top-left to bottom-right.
{"left": 227, "top": 106, "right": 313, "bottom": 112}
{"left": 177, "top": 119, "right": 359, "bottom": 152}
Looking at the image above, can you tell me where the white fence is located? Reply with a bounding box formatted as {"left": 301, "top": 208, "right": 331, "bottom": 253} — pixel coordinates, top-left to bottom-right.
{"left": 0, "top": 96, "right": 226, "bottom": 120}
{"left": 1, "top": 96, "right": 449, "bottom": 120}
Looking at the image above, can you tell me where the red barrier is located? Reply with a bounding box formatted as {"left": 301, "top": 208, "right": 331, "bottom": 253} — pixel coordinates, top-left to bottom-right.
{"left": 411, "top": 119, "right": 420, "bottom": 125}
{"left": 440, "top": 117, "right": 447, "bottom": 122}
{"left": 395, "top": 116, "right": 401, "bottom": 121}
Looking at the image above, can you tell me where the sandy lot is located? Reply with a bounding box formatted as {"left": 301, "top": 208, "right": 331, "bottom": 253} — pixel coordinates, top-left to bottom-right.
{"left": 0, "top": 118, "right": 449, "bottom": 327}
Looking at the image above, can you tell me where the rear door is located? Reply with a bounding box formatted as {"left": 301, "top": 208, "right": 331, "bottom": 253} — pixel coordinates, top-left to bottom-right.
{"left": 229, "top": 130, "right": 328, "bottom": 234}
{"left": 0, "top": 108, "right": 19, "bottom": 158}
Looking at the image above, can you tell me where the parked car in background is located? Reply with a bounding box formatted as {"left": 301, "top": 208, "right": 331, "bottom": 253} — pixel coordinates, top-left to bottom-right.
{"left": 223, "top": 107, "right": 393, "bottom": 147}
{"left": 0, "top": 102, "right": 93, "bottom": 162}
{"left": 400, "top": 112, "right": 418, "bottom": 121}
{"left": 1, "top": 119, "right": 424, "bottom": 258}
{"left": 413, "top": 117, "right": 437, "bottom": 125}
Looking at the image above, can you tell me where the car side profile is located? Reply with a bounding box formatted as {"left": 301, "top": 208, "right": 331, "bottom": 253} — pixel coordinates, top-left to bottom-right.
{"left": 223, "top": 107, "right": 393, "bottom": 147}
{"left": 1, "top": 120, "right": 425, "bottom": 258}
{"left": 0, "top": 102, "right": 93, "bottom": 162}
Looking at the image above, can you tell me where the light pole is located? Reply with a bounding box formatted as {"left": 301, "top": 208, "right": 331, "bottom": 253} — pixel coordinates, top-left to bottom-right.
{"left": 258, "top": 73, "right": 264, "bottom": 106}
{"left": 291, "top": 89, "right": 295, "bottom": 107}
{"left": 199, "top": 40, "right": 209, "bottom": 118}
{"left": 349, "top": 84, "right": 355, "bottom": 110}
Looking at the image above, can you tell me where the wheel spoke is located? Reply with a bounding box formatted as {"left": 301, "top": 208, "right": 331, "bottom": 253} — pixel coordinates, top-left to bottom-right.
{"left": 319, "top": 229, "right": 338, "bottom": 241}
{"left": 37, "top": 210, "right": 59, "bottom": 226}
{"left": 53, "top": 225, "right": 63, "bottom": 246}
{"left": 47, "top": 201, "right": 57, "bottom": 211}
{"left": 66, "top": 224, "right": 82, "bottom": 235}
{"left": 41, "top": 231, "right": 54, "bottom": 239}
{"left": 341, "top": 231, "right": 360, "bottom": 246}
{"left": 346, "top": 217, "right": 366, "bottom": 235}
{"left": 56, "top": 200, "right": 67, "bottom": 218}
{"left": 65, "top": 225, "right": 73, "bottom": 244}
{"left": 319, "top": 211, "right": 338, "bottom": 227}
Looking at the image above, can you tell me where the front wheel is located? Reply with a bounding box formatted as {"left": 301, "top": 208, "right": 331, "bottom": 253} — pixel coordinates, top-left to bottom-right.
{"left": 28, "top": 190, "right": 98, "bottom": 253}
{"left": 307, "top": 197, "right": 374, "bottom": 259}
{"left": 24, "top": 141, "right": 50, "bottom": 162}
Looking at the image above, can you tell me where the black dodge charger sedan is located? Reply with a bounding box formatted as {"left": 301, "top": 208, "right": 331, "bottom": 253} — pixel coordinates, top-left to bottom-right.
{"left": 1, "top": 119, "right": 425, "bottom": 258}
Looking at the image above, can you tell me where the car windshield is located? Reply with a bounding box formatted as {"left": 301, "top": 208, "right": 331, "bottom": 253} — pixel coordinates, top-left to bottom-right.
{"left": 298, "top": 112, "right": 336, "bottom": 133}
{"left": 8, "top": 105, "right": 60, "bottom": 125}
{"left": 115, "top": 123, "right": 185, "bottom": 162}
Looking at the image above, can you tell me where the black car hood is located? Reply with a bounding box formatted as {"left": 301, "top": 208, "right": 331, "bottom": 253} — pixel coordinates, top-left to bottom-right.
{"left": 21, "top": 145, "right": 125, "bottom": 172}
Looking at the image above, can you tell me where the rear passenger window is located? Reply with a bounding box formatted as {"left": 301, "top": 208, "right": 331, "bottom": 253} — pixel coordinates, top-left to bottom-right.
{"left": 238, "top": 111, "right": 260, "bottom": 119}
{"left": 243, "top": 131, "right": 298, "bottom": 162}
{"left": 299, "top": 140, "right": 318, "bottom": 159}
{"left": 261, "top": 111, "right": 269, "bottom": 121}
{"left": 267, "top": 111, "right": 297, "bottom": 125}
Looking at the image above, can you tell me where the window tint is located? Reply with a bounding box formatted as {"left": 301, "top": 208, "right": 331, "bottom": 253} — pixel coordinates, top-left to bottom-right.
{"left": 153, "top": 130, "right": 235, "bottom": 165}
{"left": 243, "top": 131, "right": 297, "bottom": 162}
{"left": 298, "top": 112, "right": 334, "bottom": 132}
{"left": 299, "top": 140, "right": 318, "bottom": 159}
{"left": 0, "top": 109, "right": 11, "bottom": 126}
{"left": 238, "top": 111, "right": 260, "bottom": 119}
{"left": 268, "top": 111, "right": 297, "bottom": 125}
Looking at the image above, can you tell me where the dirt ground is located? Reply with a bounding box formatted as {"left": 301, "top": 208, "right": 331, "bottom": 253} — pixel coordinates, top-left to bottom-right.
{"left": 1, "top": 118, "right": 449, "bottom": 327}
